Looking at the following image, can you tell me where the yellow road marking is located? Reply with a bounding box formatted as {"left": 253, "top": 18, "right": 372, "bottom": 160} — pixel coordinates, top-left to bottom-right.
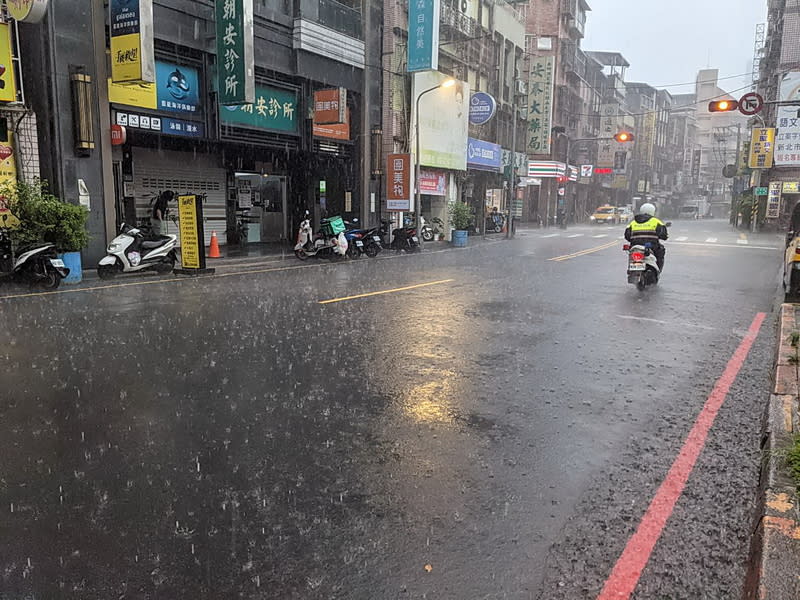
{"left": 318, "top": 279, "right": 454, "bottom": 305}
{"left": 549, "top": 240, "right": 619, "bottom": 262}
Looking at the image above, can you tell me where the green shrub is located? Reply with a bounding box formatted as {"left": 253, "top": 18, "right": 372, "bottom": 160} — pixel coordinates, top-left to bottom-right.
{"left": 1, "top": 179, "right": 89, "bottom": 252}
{"left": 449, "top": 201, "right": 473, "bottom": 231}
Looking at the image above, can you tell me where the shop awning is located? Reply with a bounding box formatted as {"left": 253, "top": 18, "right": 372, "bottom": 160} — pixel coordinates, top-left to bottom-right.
{"left": 528, "top": 161, "right": 566, "bottom": 178}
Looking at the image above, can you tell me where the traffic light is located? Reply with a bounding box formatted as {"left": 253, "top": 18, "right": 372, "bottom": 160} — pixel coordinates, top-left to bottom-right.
{"left": 614, "top": 131, "right": 634, "bottom": 143}
{"left": 708, "top": 99, "right": 738, "bottom": 112}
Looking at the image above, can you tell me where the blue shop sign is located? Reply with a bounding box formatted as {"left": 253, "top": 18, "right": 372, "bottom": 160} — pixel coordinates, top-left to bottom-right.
{"left": 156, "top": 60, "right": 201, "bottom": 115}
{"left": 469, "top": 92, "right": 497, "bottom": 125}
{"left": 162, "top": 118, "right": 204, "bottom": 138}
{"left": 467, "top": 137, "right": 502, "bottom": 171}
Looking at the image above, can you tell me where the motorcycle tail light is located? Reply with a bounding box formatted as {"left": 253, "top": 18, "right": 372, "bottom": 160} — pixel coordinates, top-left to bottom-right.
{"left": 631, "top": 252, "right": 645, "bottom": 261}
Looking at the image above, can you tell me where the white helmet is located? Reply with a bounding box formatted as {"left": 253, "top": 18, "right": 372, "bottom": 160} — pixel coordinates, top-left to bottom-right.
{"left": 639, "top": 203, "right": 656, "bottom": 217}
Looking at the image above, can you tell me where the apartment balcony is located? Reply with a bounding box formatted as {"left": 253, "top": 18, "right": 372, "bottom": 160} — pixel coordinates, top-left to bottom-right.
{"left": 293, "top": 0, "right": 365, "bottom": 69}
{"left": 440, "top": 3, "right": 477, "bottom": 40}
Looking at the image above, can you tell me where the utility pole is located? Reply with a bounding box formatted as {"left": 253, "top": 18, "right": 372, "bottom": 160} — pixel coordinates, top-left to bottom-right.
{"left": 506, "top": 53, "right": 519, "bottom": 240}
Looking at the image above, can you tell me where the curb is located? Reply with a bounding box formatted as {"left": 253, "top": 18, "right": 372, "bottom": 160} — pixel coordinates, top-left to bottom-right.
{"left": 745, "top": 304, "right": 800, "bottom": 600}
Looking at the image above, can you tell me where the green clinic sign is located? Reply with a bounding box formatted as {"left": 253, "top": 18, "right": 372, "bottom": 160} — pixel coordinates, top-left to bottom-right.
{"left": 755, "top": 186, "right": 768, "bottom": 196}
{"left": 216, "top": 0, "right": 254, "bottom": 105}
{"left": 219, "top": 85, "right": 299, "bottom": 133}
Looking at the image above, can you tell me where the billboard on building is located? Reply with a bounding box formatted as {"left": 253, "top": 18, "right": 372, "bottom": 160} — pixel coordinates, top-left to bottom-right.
{"left": 313, "top": 88, "right": 347, "bottom": 125}
{"left": 216, "top": 0, "right": 255, "bottom": 105}
{"left": 776, "top": 71, "right": 800, "bottom": 166}
{"left": 0, "top": 24, "right": 17, "bottom": 102}
{"left": 220, "top": 84, "right": 298, "bottom": 133}
{"left": 408, "top": 0, "right": 440, "bottom": 72}
{"left": 411, "top": 71, "right": 469, "bottom": 171}
{"left": 526, "top": 56, "right": 554, "bottom": 155}
{"left": 109, "top": 0, "right": 155, "bottom": 83}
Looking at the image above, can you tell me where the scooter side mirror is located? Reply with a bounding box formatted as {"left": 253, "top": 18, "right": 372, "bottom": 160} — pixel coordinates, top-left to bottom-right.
{"left": 787, "top": 231, "right": 795, "bottom": 248}
{"left": 665, "top": 222, "right": 673, "bottom": 227}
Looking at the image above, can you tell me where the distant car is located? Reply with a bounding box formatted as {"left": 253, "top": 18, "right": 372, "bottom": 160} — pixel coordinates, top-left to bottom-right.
{"left": 590, "top": 205, "right": 618, "bottom": 225}
{"left": 678, "top": 206, "right": 700, "bottom": 219}
{"left": 616, "top": 207, "right": 633, "bottom": 223}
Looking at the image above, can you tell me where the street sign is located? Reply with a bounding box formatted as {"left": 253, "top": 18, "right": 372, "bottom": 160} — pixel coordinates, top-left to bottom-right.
{"left": 739, "top": 92, "right": 764, "bottom": 116}
{"left": 580, "top": 164, "right": 593, "bottom": 178}
{"left": 755, "top": 186, "right": 768, "bottom": 196}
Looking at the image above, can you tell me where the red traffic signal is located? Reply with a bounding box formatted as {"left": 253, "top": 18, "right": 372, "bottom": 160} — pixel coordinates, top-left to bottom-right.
{"left": 614, "top": 131, "right": 634, "bottom": 143}
{"left": 708, "top": 99, "right": 739, "bottom": 112}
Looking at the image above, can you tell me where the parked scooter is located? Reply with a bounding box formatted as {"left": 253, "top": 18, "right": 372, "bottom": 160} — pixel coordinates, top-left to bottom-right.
{"left": 344, "top": 219, "right": 383, "bottom": 259}
{"left": 421, "top": 216, "right": 445, "bottom": 241}
{"left": 97, "top": 223, "right": 178, "bottom": 279}
{"left": 294, "top": 211, "right": 348, "bottom": 260}
{"left": 380, "top": 216, "right": 420, "bottom": 252}
{"left": 0, "top": 214, "right": 70, "bottom": 289}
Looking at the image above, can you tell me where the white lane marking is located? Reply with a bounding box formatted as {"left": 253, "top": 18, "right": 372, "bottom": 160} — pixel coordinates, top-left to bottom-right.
{"left": 617, "top": 315, "right": 716, "bottom": 331}
{"left": 542, "top": 234, "right": 560, "bottom": 238}
{"left": 737, "top": 238, "right": 749, "bottom": 245}
{"left": 670, "top": 241, "right": 778, "bottom": 250}
{"left": 705, "top": 237, "right": 718, "bottom": 243}
{"left": 675, "top": 236, "right": 688, "bottom": 242}
{"left": 593, "top": 234, "right": 608, "bottom": 238}
{"left": 567, "top": 234, "right": 584, "bottom": 238}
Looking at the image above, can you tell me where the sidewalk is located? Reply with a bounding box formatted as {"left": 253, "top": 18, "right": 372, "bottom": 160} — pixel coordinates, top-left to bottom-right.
{"left": 79, "top": 234, "right": 507, "bottom": 282}
{"left": 745, "top": 304, "right": 800, "bottom": 599}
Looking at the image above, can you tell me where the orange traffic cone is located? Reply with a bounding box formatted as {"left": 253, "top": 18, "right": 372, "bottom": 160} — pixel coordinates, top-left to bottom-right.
{"left": 208, "top": 231, "right": 221, "bottom": 258}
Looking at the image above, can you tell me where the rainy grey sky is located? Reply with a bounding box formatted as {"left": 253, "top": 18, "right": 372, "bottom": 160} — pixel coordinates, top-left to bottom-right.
{"left": 583, "top": 0, "right": 768, "bottom": 95}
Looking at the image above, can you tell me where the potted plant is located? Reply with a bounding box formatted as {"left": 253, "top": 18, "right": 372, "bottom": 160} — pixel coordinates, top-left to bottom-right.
{"left": 449, "top": 201, "right": 473, "bottom": 247}
{"left": 2, "top": 179, "right": 89, "bottom": 283}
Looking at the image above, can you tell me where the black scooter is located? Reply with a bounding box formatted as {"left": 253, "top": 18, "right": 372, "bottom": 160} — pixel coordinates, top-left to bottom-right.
{"left": 0, "top": 214, "right": 70, "bottom": 289}
{"left": 380, "top": 216, "right": 420, "bottom": 252}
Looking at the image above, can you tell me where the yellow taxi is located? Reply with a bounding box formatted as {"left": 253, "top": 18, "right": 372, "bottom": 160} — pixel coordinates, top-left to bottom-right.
{"left": 784, "top": 233, "right": 800, "bottom": 301}
{"left": 590, "top": 205, "right": 618, "bottom": 225}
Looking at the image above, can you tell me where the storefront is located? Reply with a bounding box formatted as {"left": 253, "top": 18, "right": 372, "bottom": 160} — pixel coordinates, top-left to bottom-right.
{"left": 109, "top": 57, "right": 226, "bottom": 247}
{"left": 465, "top": 137, "right": 503, "bottom": 231}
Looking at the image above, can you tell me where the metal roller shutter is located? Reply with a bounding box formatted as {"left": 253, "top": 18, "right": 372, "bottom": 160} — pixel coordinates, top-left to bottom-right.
{"left": 133, "top": 148, "right": 228, "bottom": 247}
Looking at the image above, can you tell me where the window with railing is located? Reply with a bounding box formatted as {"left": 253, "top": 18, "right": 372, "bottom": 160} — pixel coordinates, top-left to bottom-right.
{"left": 317, "top": 0, "right": 363, "bottom": 39}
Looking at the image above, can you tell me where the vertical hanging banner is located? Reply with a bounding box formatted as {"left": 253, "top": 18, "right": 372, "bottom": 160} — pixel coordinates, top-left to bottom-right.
{"left": 767, "top": 182, "right": 782, "bottom": 220}
{"left": 748, "top": 127, "right": 775, "bottom": 169}
{"left": 216, "top": 0, "right": 255, "bottom": 106}
{"left": 776, "top": 71, "right": 800, "bottom": 166}
{"left": 407, "top": 0, "right": 440, "bottom": 72}
{"left": 526, "top": 56, "right": 554, "bottom": 155}
{"left": 387, "top": 153, "right": 411, "bottom": 211}
{"left": 109, "top": 0, "right": 155, "bottom": 83}
{"left": 0, "top": 23, "right": 17, "bottom": 102}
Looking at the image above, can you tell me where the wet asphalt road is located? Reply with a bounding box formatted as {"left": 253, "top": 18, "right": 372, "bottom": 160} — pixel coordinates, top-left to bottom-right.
{"left": 0, "top": 219, "right": 784, "bottom": 599}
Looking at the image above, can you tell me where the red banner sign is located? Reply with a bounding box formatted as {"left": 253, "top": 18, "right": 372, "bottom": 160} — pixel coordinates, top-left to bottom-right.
{"left": 387, "top": 153, "right": 411, "bottom": 211}
{"left": 419, "top": 169, "right": 446, "bottom": 196}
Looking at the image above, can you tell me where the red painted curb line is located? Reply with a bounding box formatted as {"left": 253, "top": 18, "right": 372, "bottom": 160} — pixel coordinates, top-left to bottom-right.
{"left": 597, "top": 312, "right": 767, "bottom": 600}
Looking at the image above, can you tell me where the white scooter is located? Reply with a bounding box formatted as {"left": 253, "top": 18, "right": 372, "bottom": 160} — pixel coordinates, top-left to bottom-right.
{"left": 294, "top": 211, "right": 348, "bottom": 261}
{"left": 98, "top": 223, "right": 178, "bottom": 279}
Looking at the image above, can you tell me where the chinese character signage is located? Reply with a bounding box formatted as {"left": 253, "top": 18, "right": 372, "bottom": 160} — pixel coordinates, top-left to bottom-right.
{"left": 0, "top": 24, "right": 17, "bottom": 102}
{"left": 467, "top": 137, "right": 502, "bottom": 171}
{"left": 219, "top": 84, "right": 298, "bottom": 133}
{"left": 527, "top": 56, "right": 554, "bottom": 155}
{"left": 419, "top": 169, "right": 447, "bottom": 195}
{"left": 767, "top": 182, "right": 782, "bottom": 220}
{"left": 748, "top": 127, "right": 775, "bottom": 169}
{"left": 216, "top": 0, "right": 255, "bottom": 105}
{"left": 387, "top": 153, "right": 411, "bottom": 210}
{"left": 776, "top": 71, "right": 800, "bottom": 165}
{"left": 109, "top": 0, "right": 155, "bottom": 83}
{"left": 108, "top": 60, "right": 202, "bottom": 114}
{"left": 176, "top": 195, "right": 208, "bottom": 271}
{"left": 691, "top": 149, "right": 702, "bottom": 182}
{"left": 408, "top": 0, "right": 440, "bottom": 72}
{"left": 115, "top": 110, "right": 203, "bottom": 138}
{"left": 313, "top": 88, "right": 347, "bottom": 125}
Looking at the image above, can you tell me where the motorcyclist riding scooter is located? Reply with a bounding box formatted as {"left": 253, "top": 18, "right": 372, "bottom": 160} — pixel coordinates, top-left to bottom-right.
{"left": 624, "top": 203, "right": 668, "bottom": 271}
